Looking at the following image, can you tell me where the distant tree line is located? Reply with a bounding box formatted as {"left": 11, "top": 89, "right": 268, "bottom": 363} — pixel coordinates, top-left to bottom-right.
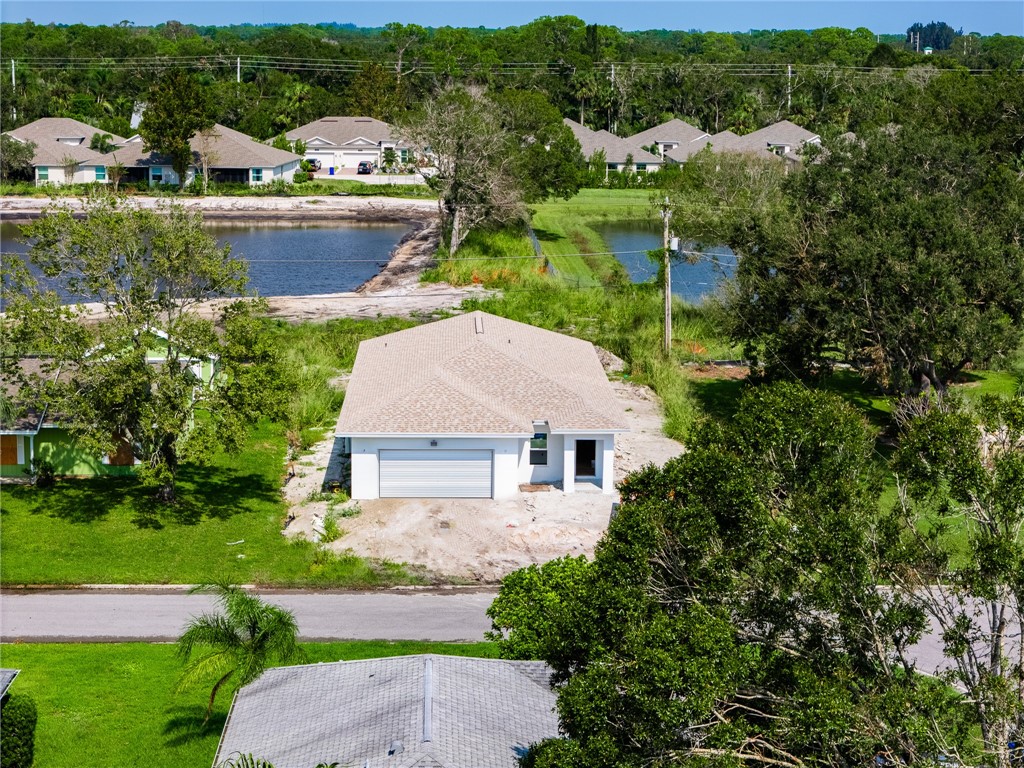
{"left": 0, "top": 16, "right": 1021, "bottom": 143}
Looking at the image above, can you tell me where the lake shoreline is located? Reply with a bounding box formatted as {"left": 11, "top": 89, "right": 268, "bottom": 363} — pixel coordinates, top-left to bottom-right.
{"left": 2, "top": 195, "right": 492, "bottom": 323}
{"left": 0, "top": 194, "right": 439, "bottom": 224}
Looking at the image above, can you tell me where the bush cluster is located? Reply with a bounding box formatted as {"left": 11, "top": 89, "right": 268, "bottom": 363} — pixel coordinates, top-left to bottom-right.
{"left": 0, "top": 693, "right": 38, "bottom": 768}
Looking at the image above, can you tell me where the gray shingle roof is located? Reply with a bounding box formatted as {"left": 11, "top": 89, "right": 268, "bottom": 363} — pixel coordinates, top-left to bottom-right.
{"left": 0, "top": 669, "right": 19, "bottom": 698}
{"left": 286, "top": 116, "right": 402, "bottom": 147}
{"left": 628, "top": 118, "right": 709, "bottom": 148}
{"left": 335, "top": 311, "right": 629, "bottom": 437}
{"left": 724, "top": 120, "right": 820, "bottom": 159}
{"left": 562, "top": 119, "right": 661, "bottom": 166}
{"left": 5, "top": 117, "right": 126, "bottom": 167}
{"left": 98, "top": 124, "right": 301, "bottom": 170}
{"left": 214, "top": 655, "right": 559, "bottom": 768}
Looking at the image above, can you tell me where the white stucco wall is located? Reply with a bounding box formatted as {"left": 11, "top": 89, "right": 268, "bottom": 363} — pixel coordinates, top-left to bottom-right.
{"left": 559, "top": 433, "right": 617, "bottom": 494}
{"left": 275, "top": 160, "right": 300, "bottom": 182}
{"left": 35, "top": 166, "right": 104, "bottom": 185}
{"left": 349, "top": 436, "right": 522, "bottom": 500}
{"left": 517, "top": 432, "right": 565, "bottom": 485}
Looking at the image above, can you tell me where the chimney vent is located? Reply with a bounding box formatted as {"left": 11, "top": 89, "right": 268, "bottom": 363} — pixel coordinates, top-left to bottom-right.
{"left": 474, "top": 315, "right": 484, "bottom": 335}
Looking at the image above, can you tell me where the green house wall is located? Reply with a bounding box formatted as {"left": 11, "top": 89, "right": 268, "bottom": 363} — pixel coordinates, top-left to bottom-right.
{"left": 1, "top": 428, "right": 136, "bottom": 478}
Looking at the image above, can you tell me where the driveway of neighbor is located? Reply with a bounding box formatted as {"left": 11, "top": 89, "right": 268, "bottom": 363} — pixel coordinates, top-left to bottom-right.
{"left": 285, "top": 378, "right": 685, "bottom": 582}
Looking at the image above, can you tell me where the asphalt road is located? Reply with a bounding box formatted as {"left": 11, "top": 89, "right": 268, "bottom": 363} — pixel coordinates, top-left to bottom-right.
{"left": 0, "top": 589, "right": 498, "bottom": 643}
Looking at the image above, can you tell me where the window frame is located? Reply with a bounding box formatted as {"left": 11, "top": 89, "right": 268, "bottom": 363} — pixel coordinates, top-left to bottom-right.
{"left": 529, "top": 432, "right": 548, "bottom": 466}
{"left": 251, "top": 167, "right": 264, "bottom": 183}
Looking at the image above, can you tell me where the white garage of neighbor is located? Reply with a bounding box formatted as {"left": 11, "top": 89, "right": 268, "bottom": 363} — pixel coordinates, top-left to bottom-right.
{"left": 335, "top": 311, "right": 628, "bottom": 500}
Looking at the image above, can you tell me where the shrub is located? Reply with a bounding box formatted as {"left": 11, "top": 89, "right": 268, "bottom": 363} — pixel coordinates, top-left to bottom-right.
{"left": 24, "top": 457, "right": 56, "bottom": 489}
{"left": 293, "top": 171, "right": 310, "bottom": 184}
{"left": 0, "top": 693, "right": 38, "bottom": 768}
{"left": 320, "top": 509, "right": 343, "bottom": 543}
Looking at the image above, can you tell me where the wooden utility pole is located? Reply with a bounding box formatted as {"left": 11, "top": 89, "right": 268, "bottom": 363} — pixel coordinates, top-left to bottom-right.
{"left": 662, "top": 196, "right": 672, "bottom": 356}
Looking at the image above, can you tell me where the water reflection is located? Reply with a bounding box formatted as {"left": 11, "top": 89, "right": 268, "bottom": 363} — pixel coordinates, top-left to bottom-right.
{"left": 592, "top": 221, "right": 737, "bottom": 304}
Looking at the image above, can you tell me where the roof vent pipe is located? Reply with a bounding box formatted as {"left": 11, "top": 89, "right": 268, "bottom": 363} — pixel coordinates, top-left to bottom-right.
{"left": 474, "top": 315, "right": 484, "bottom": 335}
{"left": 422, "top": 657, "right": 433, "bottom": 743}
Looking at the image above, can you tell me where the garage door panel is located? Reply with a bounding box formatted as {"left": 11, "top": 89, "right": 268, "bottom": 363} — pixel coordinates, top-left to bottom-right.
{"left": 379, "top": 449, "right": 492, "bottom": 498}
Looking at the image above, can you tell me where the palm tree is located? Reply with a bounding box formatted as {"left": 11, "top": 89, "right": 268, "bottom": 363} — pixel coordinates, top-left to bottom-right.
{"left": 176, "top": 584, "right": 303, "bottom": 722}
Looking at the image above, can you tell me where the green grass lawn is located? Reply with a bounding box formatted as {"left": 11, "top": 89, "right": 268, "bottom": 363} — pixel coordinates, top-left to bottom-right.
{"left": 0, "top": 420, "right": 426, "bottom": 587}
{"left": 531, "top": 189, "right": 653, "bottom": 288}
{"left": 0, "top": 640, "right": 497, "bottom": 768}
{"left": 1, "top": 317, "right": 436, "bottom": 587}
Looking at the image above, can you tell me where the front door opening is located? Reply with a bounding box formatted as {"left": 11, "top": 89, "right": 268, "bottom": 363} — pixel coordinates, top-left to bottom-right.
{"left": 575, "top": 440, "right": 597, "bottom": 478}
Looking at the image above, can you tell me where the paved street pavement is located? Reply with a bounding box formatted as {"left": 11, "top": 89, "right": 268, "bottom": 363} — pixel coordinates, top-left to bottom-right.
{"left": 0, "top": 589, "right": 497, "bottom": 643}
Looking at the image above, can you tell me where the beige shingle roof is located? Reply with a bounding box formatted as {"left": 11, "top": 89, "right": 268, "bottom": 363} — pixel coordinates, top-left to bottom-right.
{"left": 98, "top": 124, "right": 301, "bottom": 169}
{"left": 336, "top": 312, "right": 628, "bottom": 436}
{"left": 6, "top": 117, "right": 126, "bottom": 167}
{"left": 286, "top": 116, "right": 402, "bottom": 146}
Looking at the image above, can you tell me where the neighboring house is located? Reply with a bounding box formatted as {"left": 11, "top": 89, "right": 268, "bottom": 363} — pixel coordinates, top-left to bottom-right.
{"left": 701, "top": 120, "right": 820, "bottom": 164}
{"left": 214, "top": 655, "right": 559, "bottom": 768}
{"left": 335, "top": 311, "right": 628, "bottom": 499}
{"left": 0, "top": 332, "right": 219, "bottom": 479}
{"left": 285, "top": 116, "right": 410, "bottom": 172}
{"left": 0, "top": 357, "right": 136, "bottom": 479}
{"left": 4, "top": 117, "right": 126, "bottom": 186}
{"left": 628, "top": 117, "right": 710, "bottom": 162}
{"left": 562, "top": 118, "right": 662, "bottom": 176}
{"left": 100, "top": 124, "right": 302, "bottom": 187}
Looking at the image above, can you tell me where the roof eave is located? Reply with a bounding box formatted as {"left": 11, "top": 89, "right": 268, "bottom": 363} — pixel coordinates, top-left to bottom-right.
{"left": 337, "top": 431, "right": 534, "bottom": 439}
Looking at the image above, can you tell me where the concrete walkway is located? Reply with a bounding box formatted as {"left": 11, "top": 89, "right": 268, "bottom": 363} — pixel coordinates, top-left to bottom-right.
{"left": 0, "top": 588, "right": 497, "bottom": 643}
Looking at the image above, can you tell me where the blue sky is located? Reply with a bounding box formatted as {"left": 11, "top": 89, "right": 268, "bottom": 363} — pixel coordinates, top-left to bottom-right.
{"left": 0, "top": 0, "right": 1021, "bottom": 36}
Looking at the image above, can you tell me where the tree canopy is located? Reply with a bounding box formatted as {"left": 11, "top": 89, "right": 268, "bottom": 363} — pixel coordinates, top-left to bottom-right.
{"left": 137, "top": 69, "right": 216, "bottom": 187}
{"left": 489, "top": 382, "right": 1011, "bottom": 767}
{"left": 398, "top": 86, "right": 582, "bottom": 253}
{"left": 1, "top": 199, "right": 288, "bottom": 502}
{"left": 688, "top": 126, "right": 1024, "bottom": 394}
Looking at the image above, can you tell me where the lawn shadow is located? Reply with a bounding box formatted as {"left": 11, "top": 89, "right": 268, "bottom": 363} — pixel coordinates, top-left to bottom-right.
{"left": 163, "top": 704, "right": 228, "bottom": 748}
{"left": 530, "top": 227, "right": 563, "bottom": 243}
{"left": 174, "top": 465, "right": 283, "bottom": 525}
{"left": 25, "top": 477, "right": 142, "bottom": 524}
{"left": 16, "top": 464, "right": 282, "bottom": 529}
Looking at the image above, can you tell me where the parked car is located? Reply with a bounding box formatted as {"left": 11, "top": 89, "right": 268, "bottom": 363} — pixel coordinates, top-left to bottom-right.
{"left": 309, "top": 158, "right": 322, "bottom": 171}
{"left": 357, "top": 161, "right": 373, "bottom": 175}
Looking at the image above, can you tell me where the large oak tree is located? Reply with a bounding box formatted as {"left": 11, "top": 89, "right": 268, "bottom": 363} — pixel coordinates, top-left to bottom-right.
{"left": 1, "top": 198, "right": 287, "bottom": 502}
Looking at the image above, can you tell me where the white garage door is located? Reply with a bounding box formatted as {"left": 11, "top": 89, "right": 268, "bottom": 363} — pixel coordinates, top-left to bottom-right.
{"left": 338, "top": 151, "right": 378, "bottom": 168}
{"left": 379, "top": 449, "right": 493, "bottom": 498}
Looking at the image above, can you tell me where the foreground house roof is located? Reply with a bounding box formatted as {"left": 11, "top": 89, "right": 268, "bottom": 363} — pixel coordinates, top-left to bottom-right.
{"left": 214, "top": 655, "right": 559, "bottom": 768}
{"left": 0, "top": 669, "right": 19, "bottom": 699}
{"left": 336, "top": 311, "right": 628, "bottom": 437}
{"left": 562, "top": 118, "right": 661, "bottom": 166}
{"left": 5, "top": 117, "right": 126, "bottom": 167}
{"left": 99, "top": 124, "right": 301, "bottom": 169}
{"left": 285, "top": 116, "right": 404, "bottom": 147}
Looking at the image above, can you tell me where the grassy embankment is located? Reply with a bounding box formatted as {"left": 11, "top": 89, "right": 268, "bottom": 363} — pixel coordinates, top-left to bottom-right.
{"left": 0, "top": 177, "right": 436, "bottom": 199}
{"left": 0, "top": 641, "right": 497, "bottom": 768}
{"left": 0, "top": 318, "right": 427, "bottom": 587}
{"left": 425, "top": 189, "right": 738, "bottom": 441}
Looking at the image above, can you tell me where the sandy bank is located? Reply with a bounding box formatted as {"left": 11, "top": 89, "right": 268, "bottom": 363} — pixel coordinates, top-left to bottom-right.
{"left": 0, "top": 194, "right": 438, "bottom": 222}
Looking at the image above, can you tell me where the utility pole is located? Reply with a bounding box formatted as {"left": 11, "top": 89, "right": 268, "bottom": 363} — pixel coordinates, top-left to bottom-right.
{"left": 236, "top": 56, "right": 241, "bottom": 84}
{"left": 786, "top": 64, "right": 792, "bottom": 112}
{"left": 609, "top": 63, "right": 615, "bottom": 134}
{"left": 10, "top": 59, "right": 15, "bottom": 122}
{"left": 661, "top": 196, "right": 673, "bottom": 356}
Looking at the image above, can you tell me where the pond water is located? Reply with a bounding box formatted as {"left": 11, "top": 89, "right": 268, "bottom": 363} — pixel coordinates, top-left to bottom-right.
{"left": 0, "top": 220, "right": 409, "bottom": 299}
{"left": 592, "top": 221, "right": 737, "bottom": 305}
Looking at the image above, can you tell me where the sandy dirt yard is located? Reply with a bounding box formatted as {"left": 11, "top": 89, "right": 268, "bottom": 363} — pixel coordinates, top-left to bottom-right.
{"left": 283, "top": 375, "right": 685, "bottom": 582}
